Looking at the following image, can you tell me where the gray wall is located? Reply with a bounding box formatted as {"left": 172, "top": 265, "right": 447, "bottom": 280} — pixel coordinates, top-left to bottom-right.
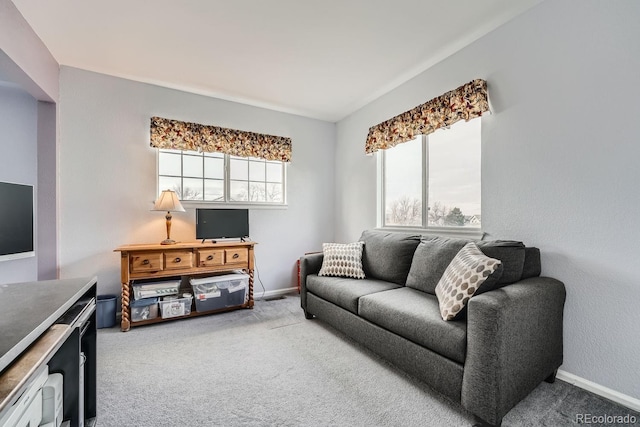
{"left": 58, "top": 67, "right": 335, "bottom": 297}
{"left": 0, "top": 0, "right": 59, "bottom": 284}
{"left": 0, "top": 84, "right": 38, "bottom": 284}
{"left": 37, "top": 101, "right": 58, "bottom": 280}
{"left": 335, "top": 0, "right": 640, "bottom": 399}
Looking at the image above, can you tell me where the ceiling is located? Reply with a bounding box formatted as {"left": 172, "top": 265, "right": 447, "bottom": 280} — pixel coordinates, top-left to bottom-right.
{"left": 12, "top": 0, "right": 541, "bottom": 122}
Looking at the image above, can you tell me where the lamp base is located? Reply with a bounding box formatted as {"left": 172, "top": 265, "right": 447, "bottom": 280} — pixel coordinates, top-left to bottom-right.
{"left": 160, "top": 239, "right": 177, "bottom": 245}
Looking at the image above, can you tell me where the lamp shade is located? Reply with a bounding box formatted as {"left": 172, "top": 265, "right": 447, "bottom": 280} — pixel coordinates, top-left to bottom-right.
{"left": 153, "top": 190, "right": 186, "bottom": 212}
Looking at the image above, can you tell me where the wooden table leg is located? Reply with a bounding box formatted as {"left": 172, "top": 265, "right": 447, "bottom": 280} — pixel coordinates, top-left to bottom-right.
{"left": 248, "top": 269, "right": 254, "bottom": 308}
{"left": 121, "top": 282, "right": 131, "bottom": 331}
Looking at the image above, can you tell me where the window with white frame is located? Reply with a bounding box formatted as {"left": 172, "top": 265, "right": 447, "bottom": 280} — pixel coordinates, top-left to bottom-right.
{"left": 379, "top": 118, "right": 481, "bottom": 229}
{"left": 158, "top": 149, "right": 286, "bottom": 204}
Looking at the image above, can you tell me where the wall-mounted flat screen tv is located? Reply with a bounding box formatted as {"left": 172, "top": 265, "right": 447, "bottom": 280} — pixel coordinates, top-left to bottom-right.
{"left": 0, "top": 181, "right": 35, "bottom": 261}
{"left": 196, "top": 209, "right": 249, "bottom": 241}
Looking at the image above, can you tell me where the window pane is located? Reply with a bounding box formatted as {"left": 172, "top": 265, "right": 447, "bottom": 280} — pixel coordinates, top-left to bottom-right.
{"left": 267, "top": 183, "right": 283, "bottom": 202}
{"left": 249, "top": 161, "right": 265, "bottom": 181}
{"left": 204, "top": 157, "right": 224, "bottom": 179}
{"left": 183, "top": 154, "right": 203, "bottom": 178}
{"left": 230, "top": 180, "right": 248, "bottom": 201}
{"left": 248, "top": 182, "right": 266, "bottom": 202}
{"left": 204, "top": 179, "right": 223, "bottom": 201}
{"left": 159, "top": 152, "right": 181, "bottom": 176}
{"left": 384, "top": 137, "right": 423, "bottom": 226}
{"left": 230, "top": 158, "right": 248, "bottom": 180}
{"left": 428, "top": 119, "right": 481, "bottom": 227}
{"left": 266, "top": 162, "right": 282, "bottom": 183}
{"left": 182, "top": 178, "right": 204, "bottom": 200}
{"left": 158, "top": 176, "right": 181, "bottom": 197}
{"left": 157, "top": 150, "right": 286, "bottom": 205}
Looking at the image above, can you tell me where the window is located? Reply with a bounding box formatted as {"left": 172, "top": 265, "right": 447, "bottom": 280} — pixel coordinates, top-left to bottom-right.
{"left": 379, "top": 118, "right": 481, "bottom": 230}
{"left": 158, "top": 149, "right": 286, "bottom": 204}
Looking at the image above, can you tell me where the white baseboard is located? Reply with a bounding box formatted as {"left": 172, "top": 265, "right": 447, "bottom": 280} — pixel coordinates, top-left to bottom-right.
{"left": 254, "top": 287, "right": 298, "bottom": 300}
{"left": 557, "top": 369, "right": 640, "bottom": 412}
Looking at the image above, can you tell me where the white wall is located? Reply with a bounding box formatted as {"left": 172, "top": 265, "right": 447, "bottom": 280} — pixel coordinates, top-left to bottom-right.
{"left": 335, "top": 0, "right": 640, "bottom": 400}
{"left": 0, "top": 85, "right": 38, "bottom": 284}
{"left": 58, "top": 67, "right": 335, "bottom": 297}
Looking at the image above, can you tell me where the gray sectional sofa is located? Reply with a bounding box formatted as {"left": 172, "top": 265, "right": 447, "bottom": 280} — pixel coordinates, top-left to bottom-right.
{"left": 299, "top": 230, "right": 566, "bottom": 426}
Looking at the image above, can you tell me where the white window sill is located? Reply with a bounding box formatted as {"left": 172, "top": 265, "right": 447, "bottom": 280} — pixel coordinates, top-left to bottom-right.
{"left": 375, "top": 226, "right": 485, "bottom": 240}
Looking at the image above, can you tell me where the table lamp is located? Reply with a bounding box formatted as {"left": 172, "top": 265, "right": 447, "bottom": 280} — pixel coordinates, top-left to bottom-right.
{"left": 152, "top": 189, "right": 185, "bottom": 245}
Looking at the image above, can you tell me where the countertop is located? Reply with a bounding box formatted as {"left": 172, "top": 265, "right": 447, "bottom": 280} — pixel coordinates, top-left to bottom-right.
{"left": 0, "top": 276, "right": 97, "bottom": 374}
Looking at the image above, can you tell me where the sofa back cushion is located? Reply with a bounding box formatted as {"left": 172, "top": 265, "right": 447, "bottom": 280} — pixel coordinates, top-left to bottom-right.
{"left": 359, "top": 230, "right": 421, "bottom": 285}
{"left": 475, "top": 240, "right": 526, "bottom": 285}
{"left": 521, "top": 247, "right": 542, "bottom": 279}
{"left": 406, "top": 237, "right": 468, "bottom": 294}
{"left": 406, "top": 236, "right": 526, "bottom": 294}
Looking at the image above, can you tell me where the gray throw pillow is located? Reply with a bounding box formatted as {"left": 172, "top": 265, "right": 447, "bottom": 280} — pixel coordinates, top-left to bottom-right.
{"left": 359, "top": 230, "right": 421, "bottom": 285}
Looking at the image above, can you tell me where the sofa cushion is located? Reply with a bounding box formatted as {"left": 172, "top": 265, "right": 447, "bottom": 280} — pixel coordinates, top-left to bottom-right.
{"left": 406, "top": 237, "right": 469, "bottom": 294}
{"left": 358, "top": 287, "right": 467, "bottom": 364}
{"left": 318, "top": 242, "right": 365, "bottom": 279}
{"left": 475, "top": 240, "right": 526, "bottom": 287}
{"left": 435, "top": 243, "right": 502, "bottom": 321}
{"left": 359, "top": 230, "right": 421, "bottom": 285}
{"left": 406, "top": 237, "right": 525, "bottom": 295}
{"left": 521, "top": 247, "right": 541, "bottom": 280}
{"left": 306, "top": 274, "right": 400, "bottom": 314}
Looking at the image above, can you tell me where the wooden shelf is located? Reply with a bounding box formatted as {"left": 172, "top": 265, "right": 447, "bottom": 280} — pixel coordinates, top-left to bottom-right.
{"left": 115, "top": 241, "right": 256, "bottom": 332}
{"left": 129, "top": 302, "right": 251, "bottom": 327}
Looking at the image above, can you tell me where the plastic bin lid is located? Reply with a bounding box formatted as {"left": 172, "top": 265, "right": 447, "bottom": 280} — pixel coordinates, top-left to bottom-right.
{"left": 227, "top": 281, "right": 247, "bottom": 292}
{"left": 132, "top": 280, "right": 180, "bottom": 289}
{"left": 190, "top": 273, "right": 249, "bottom": 286}
{"left": 161, "top": 295, "right": 192, "bottom": 302}
{"left": 130, "top": 297, "right": 160, "bottom": 307}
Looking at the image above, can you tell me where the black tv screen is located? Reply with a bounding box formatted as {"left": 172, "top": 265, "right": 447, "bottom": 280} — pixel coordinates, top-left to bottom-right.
{"left": 0, "top": 181, "right": 34, "bottom": 260}
{"left": 196, "top": 209, "right": 249, "bottom": 240}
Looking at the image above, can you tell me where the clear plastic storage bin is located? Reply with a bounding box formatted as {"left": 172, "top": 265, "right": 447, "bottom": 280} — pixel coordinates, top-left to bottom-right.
{"left": 190, "top": 281, "right": 225, "bottom": 312}
{"left": 130, "top": 297, "right": 159, "bottom": 322}
{"left": 221, "top": 276, "right": 248, "bottom": 306}
{"left": 190, "top": 273, "right": 249, "bottom": 312}
{"left": 158, "top": 295, "right": 193, "bottom": 319}
{"left": 132, "top": 280, "right": 180, "bottom": 300}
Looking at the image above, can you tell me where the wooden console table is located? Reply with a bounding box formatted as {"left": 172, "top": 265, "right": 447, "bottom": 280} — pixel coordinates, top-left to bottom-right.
{"left": 115, "top": 241, "right": 256, "bottom": 332}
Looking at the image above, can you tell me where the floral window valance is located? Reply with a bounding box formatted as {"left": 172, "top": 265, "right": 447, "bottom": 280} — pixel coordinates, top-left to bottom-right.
{"left": 365, "top": 79, "right": 489, "bottom": 154}
{"left": 150, "top": 116, "right": 292, "bottom": 162}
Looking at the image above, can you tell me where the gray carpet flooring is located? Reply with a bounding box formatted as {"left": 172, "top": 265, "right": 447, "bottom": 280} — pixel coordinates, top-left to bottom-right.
{"left": 97, "top": 295, "right": 639, "bottom": 426}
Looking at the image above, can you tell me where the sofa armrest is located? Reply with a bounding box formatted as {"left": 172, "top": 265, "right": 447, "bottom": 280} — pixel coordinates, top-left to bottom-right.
{"left": 461, "top": 277, "right": 566, "bottom": 425}
{"left": 299, "top": 252, "right": 324, "bottom": 311}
